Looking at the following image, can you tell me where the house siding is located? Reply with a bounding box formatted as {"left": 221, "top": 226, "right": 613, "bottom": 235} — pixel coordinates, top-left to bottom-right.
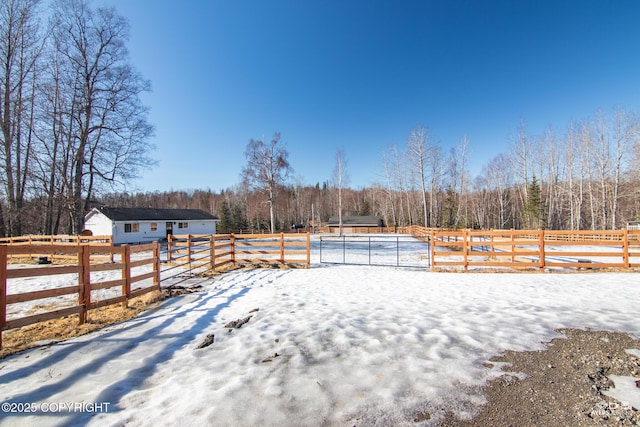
{"left": 113, "top": 221, "right": 166, "bottom": 244}
{"left": 84, "top": 212, "right": 113, "bottom": 236}
{"left": 112, "top": 220, "right": 217, "bottom": 244}
{"left": 84, "top": 208, "right": 218, "bottom": 245}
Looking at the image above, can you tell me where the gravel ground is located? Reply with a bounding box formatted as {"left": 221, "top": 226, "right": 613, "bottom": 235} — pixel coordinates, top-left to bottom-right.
{"left": 440, "top": 329, "right": 640, "bottom": 426}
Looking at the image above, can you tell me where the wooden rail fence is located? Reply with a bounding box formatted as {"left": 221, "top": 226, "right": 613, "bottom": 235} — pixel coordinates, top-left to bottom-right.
{"left": 167, "top": 232, "right": 311, "bottom": 270}
{"left": 427, "top": 228, "right": 640, "bottom": 271}
{"left": 0, "top": 234, "right": 113, "bottom": 262}
{"left": 0, "top": 242, "right": 160, "bottom": 348}
{"left": 0, "top": 233, "right": 310, "bottom": 350}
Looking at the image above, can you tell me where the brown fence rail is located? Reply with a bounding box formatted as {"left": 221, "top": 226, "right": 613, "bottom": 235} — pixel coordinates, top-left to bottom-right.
{"left": 0, "top": 242, "right": 160, "bottom": 348}
{"left": 428, "top": 229, "right": 640, "bottom": 271}
{"left": 0, "top": 235, "right": 113, "bottom": 262}
{"left": 167, "top": 232, "right": 311, "bottom": 271}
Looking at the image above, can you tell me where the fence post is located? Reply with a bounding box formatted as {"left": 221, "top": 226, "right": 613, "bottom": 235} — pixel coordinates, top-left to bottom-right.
{"left": 0, "top": 245, "right": 7, "bottom": 349}
{"left": 167, "top": 234, "right": 173, "bottom": 263}
{"left": 280, "top": 232, "right": 285, "bottom": 264}
{"left": 623, "top": 228, "right": 630, "bottom": 269}
{"left": 153, "top": 242, "right": 161, "bottom": 289}
{"left": 430, "top": 230, "right": 435, "bottom": 271}
{"left": 230, "top": 234, "right": 236, "bottom": 267}
{"left": 187, "top": 235, "right": 192, "bottom": 273}
{"left": 122, "top": 245, "right": 131, "bottom": 308}
{"left": 210, "top": 235, "right": 216, "bottom": 271}
{"left": 509, "top": 229, "right": 515, "bottom": 263}
{"left": 306, "top": 232, "right": 311, "bottom": 266}
{"left": 538, "top": 229, "right": 545, "bottom": 271}
{"left": 490, "top": 230, "right": 495, "bottom": 255}
{"left": 78, "top": 245, "right": 91, "bottom": 325}
{"left": 463, "top": 230, "right": 469, "bottom": 272}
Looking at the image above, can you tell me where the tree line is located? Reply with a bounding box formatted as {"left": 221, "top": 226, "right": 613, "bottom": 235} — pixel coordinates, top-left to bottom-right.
{"left": 5, "top": 106, "right": 640, "bottom": 235}
{"left": 378, "top": 108, "right": 640, "bottom": 231}
{"left": 96, "top": 106, "right": 640, "bottom": 234}
{"left": 0, "top": 0, "right": 153, "bottom": 237}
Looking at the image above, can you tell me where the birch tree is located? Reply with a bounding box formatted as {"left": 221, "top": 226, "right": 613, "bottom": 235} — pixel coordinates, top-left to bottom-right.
{"left": 242, "top": 132, "right": 291, "bottom": 233}
{"left": 444, "top": 134, "right": 470, "bottom": 227}
{"left": 563, "top": 122, "right": 583, "bottom": 229}
{"left": 485, "top": 153, "right": 512, "bottom": 228}
{"left": 380, "top": 146, "right": 398, "bottom": 229}
{"left": 427, "top": 145, "right": 443, "bottom": 227}
{"left": 509, "top": 120, "right": 532, "bottom": 223}
{"left": 406, "top": 126, "right": 430, "bottom": 226}
{"left": 610, "top": 108, "right": 638, "bottom": 228}
{"left": 332, "top": 147, "right": 348, "bottom": 235}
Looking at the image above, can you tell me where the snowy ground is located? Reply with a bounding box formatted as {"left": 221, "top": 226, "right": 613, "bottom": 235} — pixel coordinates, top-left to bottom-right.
{"left": 1, "top": 235, "right": 639, "bottom": 426}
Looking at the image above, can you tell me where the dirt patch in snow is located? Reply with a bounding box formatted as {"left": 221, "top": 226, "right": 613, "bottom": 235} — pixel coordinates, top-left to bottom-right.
{"left": 439, "top": 329, "right": 640, "bottom": 426}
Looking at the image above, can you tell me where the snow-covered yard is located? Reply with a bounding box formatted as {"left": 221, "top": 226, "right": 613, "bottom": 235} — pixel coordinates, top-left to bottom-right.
{"left": 1, "top": 257, "right": 639, "bottom": 426}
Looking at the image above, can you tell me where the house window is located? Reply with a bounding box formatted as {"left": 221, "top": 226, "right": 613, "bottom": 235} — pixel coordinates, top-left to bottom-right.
{"left": 178, "top": 222, "right": 188, "bottom": 229}
{"left": 150, "top": 222, "right": 158, "bottom": 232}
{"left": 124, "top": 223, "right": 139, "bottom": 233}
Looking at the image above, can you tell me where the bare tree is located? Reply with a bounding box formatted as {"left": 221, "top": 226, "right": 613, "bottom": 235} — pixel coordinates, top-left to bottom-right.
{"left": 386, "top": 143, "right": 413, "bottom": 226}
{"left": 427, "top": 144, "right": 443, "bottom": 227}
{"left": 610, "top": 108, "right": 638, "bottom": 228}
{"left": 392, "top": 144, "right": 413, "bottom": 226}
{"left": 509, "top": 120, "right": 532, "bottom": 226}
{"left": 332, "top": 147, "right": 349, "bottom": 235}
{"left": 406, "top": 126, "right": 430, "bottom": 226}
{"left": 563, "top": 121, "right": 585, "bottom": 230}
{"left": 47, "top": 0, "right": 154, "bottom": 233}
{"left": 380, "top": 145, "right": 399, "bottom": 229}
{"left": 454, "top": 135, "right": 470, "bottom": 227}
{"left": 242, "top": 132, "right": 291, "bottom": 233}
{"left": 444, "top": 134, "right": 471, "bottom": 227}
{"left": 0, "top": 0, "right": 43, "bottom": 235}
{"left": 480, "top": 153, "right": 512, "bottom": 229}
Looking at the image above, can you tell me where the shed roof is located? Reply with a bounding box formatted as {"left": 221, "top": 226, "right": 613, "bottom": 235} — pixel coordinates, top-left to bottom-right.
{"left": 92, "top": 207, "right": 219, "bottom": 222}
{"left": 327, "top": 216, "right": 383, "bottom": 226}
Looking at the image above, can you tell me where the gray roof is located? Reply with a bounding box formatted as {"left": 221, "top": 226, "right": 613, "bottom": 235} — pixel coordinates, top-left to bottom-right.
{"left": 93, "top": 207, "right": 219, "bottom": 222}
{"left": 327, "top": 216, "right": 383, "bottom": 226}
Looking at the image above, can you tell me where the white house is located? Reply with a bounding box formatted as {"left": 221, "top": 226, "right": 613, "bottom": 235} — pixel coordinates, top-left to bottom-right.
{"left": 84, "top": 207, "right": 220, "bottom": 245}
{"left": 628, "top": 221, "right": 640, "bottom": 230}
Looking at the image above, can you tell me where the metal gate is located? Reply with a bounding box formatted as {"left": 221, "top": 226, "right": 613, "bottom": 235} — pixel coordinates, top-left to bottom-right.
{"left": 318, "top": 235, "right": 431, "bottom": 267}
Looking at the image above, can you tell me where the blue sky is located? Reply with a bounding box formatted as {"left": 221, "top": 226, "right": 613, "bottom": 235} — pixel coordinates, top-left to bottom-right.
{"left": 99, "top": 0, "right": 640, "bottom": 192}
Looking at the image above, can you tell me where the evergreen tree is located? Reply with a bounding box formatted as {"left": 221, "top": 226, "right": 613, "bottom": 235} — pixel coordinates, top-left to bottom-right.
{"left": 443, "top": 187, "right": 458, "bottom": 228}
{"left": 525, "top": 175, "right": 545, "bottom": 229}
{"left": 218, "top": 201, "right": 232, "bottom": 233}
{"left": 231, "top": 204, "right": 248, "bottom": 232}
{"left": 358, "top": 199, "right": 372, "bottom": 216}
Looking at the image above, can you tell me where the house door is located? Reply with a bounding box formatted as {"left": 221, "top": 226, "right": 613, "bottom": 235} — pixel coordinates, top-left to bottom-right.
{"left": 165, "top": 222, "right": 173, "bottom": 238}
